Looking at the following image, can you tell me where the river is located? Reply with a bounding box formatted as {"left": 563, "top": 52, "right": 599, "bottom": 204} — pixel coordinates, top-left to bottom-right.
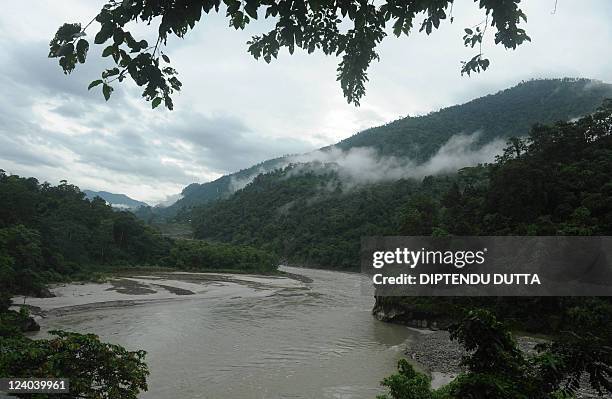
{"left": 25, "top": 266, "right": 418, "bottom": 399}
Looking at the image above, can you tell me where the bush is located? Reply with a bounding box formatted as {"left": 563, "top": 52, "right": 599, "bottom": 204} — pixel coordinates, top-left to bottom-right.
{"left": 0, "top": 331, "right": 149, "bottom": 398}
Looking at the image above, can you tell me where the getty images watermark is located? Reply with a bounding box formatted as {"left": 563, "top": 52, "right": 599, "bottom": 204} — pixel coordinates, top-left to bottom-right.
{"left": 361, "top": 236, "right": 612, "bottom": 296}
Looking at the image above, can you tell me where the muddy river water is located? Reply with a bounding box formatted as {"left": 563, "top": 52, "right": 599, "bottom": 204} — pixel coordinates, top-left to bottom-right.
{"left": 23, "top": 266, "right": 419, "bottom": 398}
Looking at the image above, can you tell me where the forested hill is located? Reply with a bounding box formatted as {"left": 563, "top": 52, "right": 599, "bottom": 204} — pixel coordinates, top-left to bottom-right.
{"left": 153, "top": 78, "right": 612, "bottom": 219}
{"left": 336, "top": 78, "right": 612, "bottom": 162}
{"left": 191, "top": 99, "right": 612, "bottom": 270}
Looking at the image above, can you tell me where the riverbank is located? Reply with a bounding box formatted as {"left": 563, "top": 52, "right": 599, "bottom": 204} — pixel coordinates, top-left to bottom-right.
{"left": 13, "top": 270, "right": 307, "bottom": 319}
{"left": 406, "top": 328, "right": 602, "bottom": 398}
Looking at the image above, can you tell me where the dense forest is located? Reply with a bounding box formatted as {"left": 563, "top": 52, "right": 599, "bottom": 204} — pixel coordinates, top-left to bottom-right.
{"left": 149, "top": 78, "right": 612, "bottom": 220}
{"left": 337, "top": 78, "right": 612, "bottom": 162}
{"left": 374, "top": 99, "right": 612, "bottom": 334}
{"left": 189, "top": 81, "right": 612, "bottom": 272}
{"left": 0, "top": 173, "right": 278, "bottom": 298}
{"left": 192, "top": 168, "right": 425, "bottom": 268}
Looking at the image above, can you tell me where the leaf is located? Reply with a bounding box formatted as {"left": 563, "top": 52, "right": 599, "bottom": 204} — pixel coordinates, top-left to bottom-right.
{"left": 102, "top": 45, "right": 114, "bottom": 57}
{"left": 94, "top": 23, "right": 113, "bottom": 45}
{"left": 102, "top": 67, "right": 120, "bottom": 78}
{"left": 464, "top": 28, "right": 473, "bottom": 35}
{"left": 152, "top": 97, "right": 162, "bottom": 108}
{"left": 425, "top": 21, "right": 432, "bottom": 35}
{"left": 244, "top": 0, "right": 258, "bottom": 19}
{"left": 113, "top": 30, "right": 125, "bottom": 45}
{"left": 102, "top": 83, "right": 113, "bottom": 101}
{"left": 162, "top": 54, "right": 170, "bottom": 63}
{"left": 88, "top": 80, "right": 103, "bottom": 90}
{"left": 76, "top": 39, "right": 89, "bottom": 63}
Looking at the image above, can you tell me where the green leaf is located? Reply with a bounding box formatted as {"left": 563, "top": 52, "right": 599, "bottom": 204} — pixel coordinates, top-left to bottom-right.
{"left": 102, "top": 83, "right": 113, "bottom": 101}
{"left": 102, "top": 67, "right": 120, "bottom": 78}
{"left": 162, "top": 54, "right": 170, "bottom": 63}
{"left": 88, "top": 80, "right": 103, "bottom": 90}
{"left": 76, "top": 39, "right": 89, "bottom": 63}
{"left": 113, "top": 30, "right": 125, "bottom": 45}
{"left": 244, "top": 0, "right": 258, "bottom": 19}
{"left": 425, "top": 21, "right": 432, "bottom": 35}
{"left": 94, "top": 23, "right": 113, "bottom": 45}
{"left": 464, "top": 28, "right": 473, "bottom": 35}
{"left": 152, "top": 97, "right": 162, "bottom": 109}
{"left": 102, "top": 45, "right": 114, "bottom": 57}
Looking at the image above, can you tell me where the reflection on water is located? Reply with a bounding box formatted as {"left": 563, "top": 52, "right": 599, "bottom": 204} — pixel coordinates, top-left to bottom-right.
{"left": 34, "top": 266, "right": 416, "bottom": 398}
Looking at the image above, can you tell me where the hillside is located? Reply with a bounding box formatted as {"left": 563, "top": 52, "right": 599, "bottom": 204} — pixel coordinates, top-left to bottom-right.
{"left": 171, "top": 157, "right": 286, "bottom": 211}
{"left": 190, "top": 82, "right": 612, "bottom": 270}
{"left": 373, "top": 99, "right": 612, "bottom": 333}
{"left": 157, "top": 78, "right": 612, "bottom": 218}
{"left": 336, "top": 78, "right": 612, "bottom": 161}
{"left": 83, "top": 190, "right": 149, "bottom": 209}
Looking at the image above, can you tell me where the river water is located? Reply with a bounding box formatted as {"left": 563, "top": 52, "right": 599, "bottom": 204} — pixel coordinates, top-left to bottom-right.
{"left": 28, "top": 266, "right": 417, "bottom": 399}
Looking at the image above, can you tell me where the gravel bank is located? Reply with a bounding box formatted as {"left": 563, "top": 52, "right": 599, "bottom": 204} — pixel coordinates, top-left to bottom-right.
{"left": 406, "top": 329, "right": 605, "bottom": 398}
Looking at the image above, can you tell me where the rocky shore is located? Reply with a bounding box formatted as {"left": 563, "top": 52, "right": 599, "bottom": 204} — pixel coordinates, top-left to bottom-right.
{"left": 406, "top": 329, "right": 603, "bottom": 398}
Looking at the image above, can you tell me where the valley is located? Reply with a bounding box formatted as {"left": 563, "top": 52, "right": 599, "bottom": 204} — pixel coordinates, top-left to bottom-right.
{"left": 2, "top": 78, "right": 611, "bottom": 399}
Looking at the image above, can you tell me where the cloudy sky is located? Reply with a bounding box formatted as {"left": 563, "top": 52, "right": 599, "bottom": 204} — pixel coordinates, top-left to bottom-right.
{"left": 0, "top": 1, "right": 611, "bottom": 204}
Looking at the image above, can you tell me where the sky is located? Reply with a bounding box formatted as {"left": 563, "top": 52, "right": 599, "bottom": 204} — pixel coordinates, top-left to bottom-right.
{"left": 0, "top": 1, "right": 611, "bottom": 205}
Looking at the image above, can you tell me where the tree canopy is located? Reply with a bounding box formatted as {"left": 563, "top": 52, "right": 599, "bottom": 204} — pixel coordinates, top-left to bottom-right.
{"left": 49, "top": 0, "right": 531, "bottom": 108}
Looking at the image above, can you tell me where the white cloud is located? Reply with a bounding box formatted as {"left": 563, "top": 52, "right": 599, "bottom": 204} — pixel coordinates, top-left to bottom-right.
{"left": 223, "top": 132, "right": 505, "bottom": 193}
{"left": 288, "top": 132, "right": 504, "bottom": 187}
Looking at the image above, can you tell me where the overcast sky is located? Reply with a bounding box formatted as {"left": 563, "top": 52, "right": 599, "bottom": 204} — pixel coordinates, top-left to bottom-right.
{"left": 0, "top": 1, "right": 611, "bottom": 204}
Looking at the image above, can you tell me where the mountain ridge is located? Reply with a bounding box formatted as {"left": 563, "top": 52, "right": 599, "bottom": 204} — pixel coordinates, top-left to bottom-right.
{"left": 84, "top": 190, "right": 149, "bottom": 210}
{"left": 150, "top": 78, "right": 612, "bottom": 219}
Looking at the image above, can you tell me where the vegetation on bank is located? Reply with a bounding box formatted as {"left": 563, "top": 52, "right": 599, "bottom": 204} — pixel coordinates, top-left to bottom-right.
{"left": 0, "top": 299, "right": 149, "bottom": 399}
{"left": 168, "top": 240, "right": 278, "bottom": 274}
{"left": 378, "top": 309, "right": 612, "bottom": 399}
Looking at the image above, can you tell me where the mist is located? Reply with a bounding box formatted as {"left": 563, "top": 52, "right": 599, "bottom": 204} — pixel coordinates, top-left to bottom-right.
{"left": 187, "top": 111, "right": 587, "bottom": 201}
{"left": 229, "top": 167, "right": 269, "bottom": 192}
{"left": 156, "top": 192, "right": 184, "bottom": 207}
{"left": 233, "top": 131, "right": 506, "bottom": 191}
